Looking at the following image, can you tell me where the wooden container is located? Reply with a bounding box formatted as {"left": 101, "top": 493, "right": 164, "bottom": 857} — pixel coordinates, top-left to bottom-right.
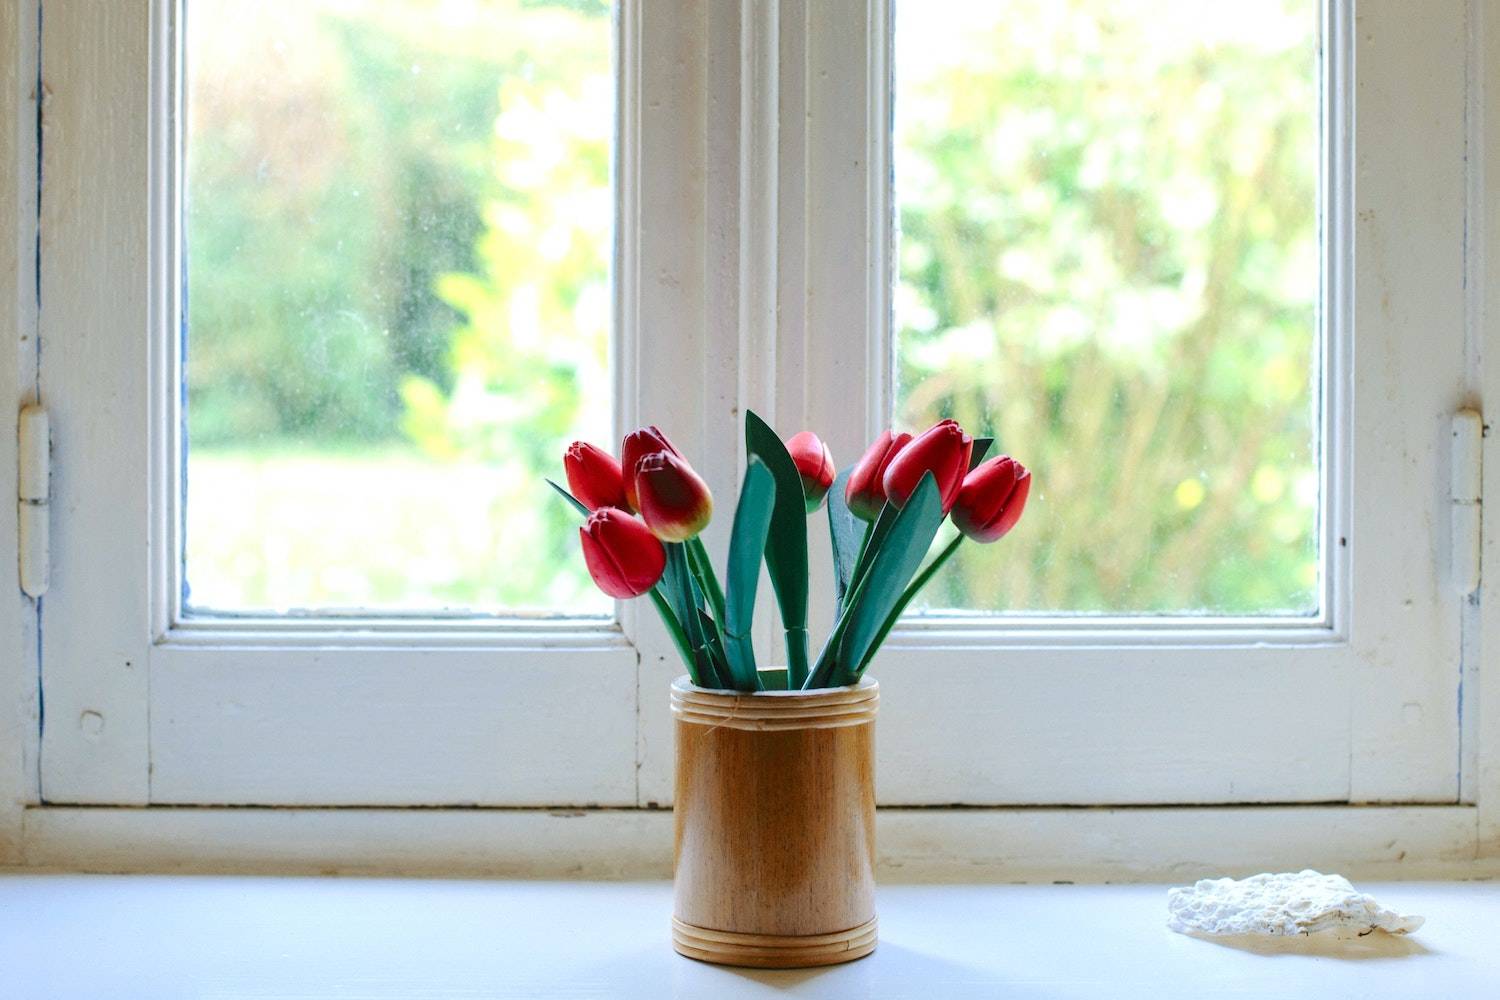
{"left": 670, "top": 675, "right": 878, "bottom": 968}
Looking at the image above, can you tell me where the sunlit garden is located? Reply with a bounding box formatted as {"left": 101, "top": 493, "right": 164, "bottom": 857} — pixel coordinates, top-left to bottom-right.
{"left": 185, "top": 0, "right": 1317, "bottom": 617}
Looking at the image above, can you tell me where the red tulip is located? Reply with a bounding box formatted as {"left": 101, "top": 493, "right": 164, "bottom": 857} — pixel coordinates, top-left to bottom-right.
{"left": 882, "top": 419, "right": 973, "bottom": 513}
{"left": 579, "top": 508, "right": 666, "bottom": 598}
{"left": 564, "top": 441, "right": 630, "bottom": 512}
{"left": 845, "top": 430, "right": 912, "bottom": 520}
{"left": 621, "top": 426, "right": 682, "bottom": 512}
{"left": 634, "top": 450, "right": 714, "bottom": 542}
{"left": 952, "top": 456, "right": 1031, "bottom": 543}
{"left": 786, "top": 431, "right": 835, "bottom": 512}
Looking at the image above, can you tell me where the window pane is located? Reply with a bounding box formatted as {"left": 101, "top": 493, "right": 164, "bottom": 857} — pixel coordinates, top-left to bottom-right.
{"left": 893, "top": 0, "right": 1319, "bottom": 615}
{"left": 183, "top": 0, "right": 613, "bottom": 615}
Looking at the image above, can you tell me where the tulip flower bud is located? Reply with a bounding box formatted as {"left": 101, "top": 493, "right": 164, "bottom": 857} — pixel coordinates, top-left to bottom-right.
{"left": 845, "top": 430, "right": 912, "bottom": 521}
{"left": 621, "top": 425, "right": 682, "bottom": 512}
{"left": 882, "top": 419, "right": 973, "bottom": 513}
{"left": 786, "top": 431, "right": 836, "bottom": 512}
{"left": 564, "top": 441, "right": 630, "bottom": 512}
{"left": 952, "top": 456, "right": 1031, "bottom": 543}
{"left": 579, "top": 508, "right": 667, "bottom": 598}
{"left": 634, "top": 450, "right": 714, "bottom": 542}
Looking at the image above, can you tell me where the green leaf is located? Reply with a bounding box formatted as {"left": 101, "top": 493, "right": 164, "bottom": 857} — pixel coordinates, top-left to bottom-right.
{"left": 757, "top": 667, "right": 789, "bottom": 691}
{"left": 722, "top": 460, "right": 774, "bottom": 690}
{"left": 855, "top": 532, "right": 964, "bottom": 674}
{"left": 648, "top": 586, "right": 700, "bottom": 684}
{"left": 833, "top": 473, "right": 944, "bottom": 685}
{"left": 845, "top": 497, "right": 901, "bottom": 598}
{"left": 662, "top": 543, "right": 722, "bottom": 689}
{"left": 744, "top": 410, "right": 810, "bottom": 686}
{"left": 969, "top": 437, "right": 994, "bottom": 471}
{"left": 696, "top": 608, "right": 733, "bottom": 688}
{"left": 546, "top": 478, "right": 591, "bottom": 517}
{"left": 827, "top": 466, "right": 862, "bottom": 612}
{"left": 685, "top": 537, "right": 727, "bottom": 630}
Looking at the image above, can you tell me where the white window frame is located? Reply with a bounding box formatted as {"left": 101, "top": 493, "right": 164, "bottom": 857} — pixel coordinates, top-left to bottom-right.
{"left": 3, "top": 0, "right": 1499, "bottom": 870}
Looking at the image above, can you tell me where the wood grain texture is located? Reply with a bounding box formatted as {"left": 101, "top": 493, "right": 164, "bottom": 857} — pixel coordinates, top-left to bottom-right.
{"left": 672, "top": 677, "right": 877, "bottom": 967}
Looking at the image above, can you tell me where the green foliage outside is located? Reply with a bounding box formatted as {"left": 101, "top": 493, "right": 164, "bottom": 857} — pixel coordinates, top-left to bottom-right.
{"left": 894, "top": 0, "right": 1319, "bottom": 614}
{"left": 185, "top": 0, "right": 1318, "bottom": 616}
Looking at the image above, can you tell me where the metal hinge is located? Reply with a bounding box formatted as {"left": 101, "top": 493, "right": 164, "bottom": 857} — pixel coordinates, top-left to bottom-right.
{"left": 18, "top": 404, "right": 48, "bottom": 597}
{"left": 1451, "top": 409, "right": 1484, "bottom": 595}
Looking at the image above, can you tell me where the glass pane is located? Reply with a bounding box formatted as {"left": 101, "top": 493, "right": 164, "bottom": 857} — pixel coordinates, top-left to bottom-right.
{"left": 893, "top": 0, "right": 1319, "bottom": 616}
{"left": 183, "top": 0, "right": 614, "bottom": 615}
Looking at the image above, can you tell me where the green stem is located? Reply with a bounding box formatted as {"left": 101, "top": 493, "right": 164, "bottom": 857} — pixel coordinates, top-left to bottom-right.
{"left": 649, "top": 586, "right": 699, "bottom": 684}
{"left": 686, "top": 536, "right": 727, "bottom": 626}
{"left": 803, "top": 553, "right": 883, "bottom": 690}
{"left": 848, "top": 533, "right": 966, "bottom": 681}
{"left": 784, "top": 626, "right": 810, "bottom": 689}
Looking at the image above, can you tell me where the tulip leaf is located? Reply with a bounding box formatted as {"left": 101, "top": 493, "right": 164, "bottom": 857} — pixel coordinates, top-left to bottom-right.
{"left": 845, "top": 496, "right": 901, "bottom": 601}
{"left": 697, "top": 608, "right": 731, "bottom": 686}
{"left": 722, "top": 459, "right": 774, "bottom": 690}
{"left": 827, "top": 466, "right": 862, "bottom": 613}
{"left": 648, "top": 586, "right": 700, "bottom": 685}
{"left": 804, "top": 476, "right": 940, "bottom": 689}
{"left": 856, "top": 532, "right": 965, "bottom": 674}
{"left": 546, "top": 479, "right": 591, "bottom": 517}
{"left": 833, "top": 473, "right": 944, "bottom": 685}
{"left": 685, "top": 537, "right": 727, "bottom": 630}
{"left": 663, "top": 543, "right": 722, "bottom": 689}
{"left": 744, "top": 410, "right": 810, "bottom": 687}
{"left": 969, "top": 438, "right": 994, "bottom": 472}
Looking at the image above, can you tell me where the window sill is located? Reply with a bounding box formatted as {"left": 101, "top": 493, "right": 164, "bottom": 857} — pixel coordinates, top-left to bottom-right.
{"left": 1, "top": 875, "right": 1495, "bottom": 997}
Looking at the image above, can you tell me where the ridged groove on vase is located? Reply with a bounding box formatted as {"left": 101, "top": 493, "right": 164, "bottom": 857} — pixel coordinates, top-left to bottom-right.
{"left": 671, "top": 916, "right": 878, "bottom": 968}
{"left": 669, "top": 676, "right": 878, "bottom": 732}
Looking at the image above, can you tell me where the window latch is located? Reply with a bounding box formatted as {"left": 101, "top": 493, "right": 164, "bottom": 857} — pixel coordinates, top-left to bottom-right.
{"left": 1452, "top": 409, "right": 1484, "bottom": 595}
{"left": 18, "top": 404, "right": 48, "bottom": 597}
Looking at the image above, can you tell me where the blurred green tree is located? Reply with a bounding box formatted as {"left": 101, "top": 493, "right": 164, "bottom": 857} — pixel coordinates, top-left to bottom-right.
{"left": 894, "top": 0, "right": 1318, "bottom": 615}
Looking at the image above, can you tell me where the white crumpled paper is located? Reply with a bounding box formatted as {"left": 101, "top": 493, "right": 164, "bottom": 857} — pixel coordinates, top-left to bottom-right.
{"left": 1167, "top": 870, "right": 1424, "bottom": 937}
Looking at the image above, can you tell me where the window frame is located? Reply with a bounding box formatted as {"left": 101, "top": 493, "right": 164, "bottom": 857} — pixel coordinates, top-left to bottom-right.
{"left": 641, "top": 0, "right": 1469, "bottom": 806}
{"left": 26, "top": 0, "right": 1478, "bottom": 813}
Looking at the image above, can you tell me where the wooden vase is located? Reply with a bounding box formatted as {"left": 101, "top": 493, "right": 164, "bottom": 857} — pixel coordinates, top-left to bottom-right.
{"left": 670, "top": 675, "right": 878, "bottom": 968}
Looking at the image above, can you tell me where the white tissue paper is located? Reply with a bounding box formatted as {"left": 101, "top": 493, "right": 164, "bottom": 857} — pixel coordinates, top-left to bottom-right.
{"left": 1167, "top": 870, "right": 1424, "bottom": 936}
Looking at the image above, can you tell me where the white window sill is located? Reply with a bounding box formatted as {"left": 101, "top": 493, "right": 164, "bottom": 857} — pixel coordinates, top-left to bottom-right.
{"left": 1, "top": 876, "right": 1495, "bottom": 998}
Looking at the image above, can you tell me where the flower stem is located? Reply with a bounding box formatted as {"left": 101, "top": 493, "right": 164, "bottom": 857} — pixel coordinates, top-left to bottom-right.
{"left": 649, "top": 585, "right": 699, "bottom": 683}
{"left": 849, "top": 532, "right": 965, "bottom": 680}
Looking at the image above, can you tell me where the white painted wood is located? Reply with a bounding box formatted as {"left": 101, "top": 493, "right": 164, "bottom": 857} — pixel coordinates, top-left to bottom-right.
{"left": 0, "top": 0, "right": 40, "bottom": 865}
{"left": 1450, "top": 410, "right": 1482, "bottom": 594}
{"left": 625, "top": 0, "right": 730, "bottom": 806}
{"left": 148, "top": 645, "right": 637, "bottom": 806}
{"left": 8, "top": 803, "right": 1490, "bottom": 882}
{"left": 16, "top": 403, "right": 47, "bottom": 596}
{"left": 768, "top": 0, "right": 1468, "bottom": 805}
{"left": 36, "top": 0, "right": 724, "bottom": 806}
{"left": 1345, "top": 0, "right": 1469, "bottom": 801}
{"left": 1475, "top": 0, "right": 1500, "bottom": 857}
{"left": 25, "top": 0, "right": 1489, "bottom": 821}
{"left": 0, "top": 878, "right": 1497, "bottom": 1000}
{"left": 873, "top": 647, "right": 1351, "bottom": 805}
{"left": 36, "top": 0, "right": 152, "bottom": 804}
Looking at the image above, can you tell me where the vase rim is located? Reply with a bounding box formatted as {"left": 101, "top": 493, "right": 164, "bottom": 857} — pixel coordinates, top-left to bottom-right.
{"left": 671, "top": 674, "right": 877, "bottom": 697}
{"left": 669, "top": 675, "right": 878, "bottom": 731}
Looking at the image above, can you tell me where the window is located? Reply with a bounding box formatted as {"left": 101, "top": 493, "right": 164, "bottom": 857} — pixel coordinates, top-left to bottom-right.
{"left": 31, "top": 0, "right": 1471, "bottom": 812}
{"left": 892, "top": 0, "right": 1320, "bottom": 617}
{"left": 182, "top": 0, "right": 615, "bottom": 617}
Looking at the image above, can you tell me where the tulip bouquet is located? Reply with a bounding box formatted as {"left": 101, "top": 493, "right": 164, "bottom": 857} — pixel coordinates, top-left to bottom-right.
{"left": 549, "top": 411, "right": 1029, "bottom": 691}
